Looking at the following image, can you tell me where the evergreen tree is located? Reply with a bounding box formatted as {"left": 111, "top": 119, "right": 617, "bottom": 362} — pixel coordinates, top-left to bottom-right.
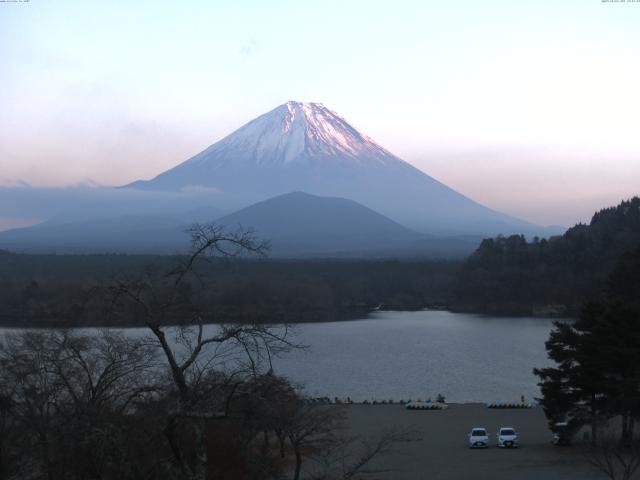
{"left": 534, "top": 246, "right": 640, "bottom": 444}
{"left": 534, "top": 303, "right": 611, "bottom": 444}
{"left": 456, "top": 197, "right": 640, "bottom": 315}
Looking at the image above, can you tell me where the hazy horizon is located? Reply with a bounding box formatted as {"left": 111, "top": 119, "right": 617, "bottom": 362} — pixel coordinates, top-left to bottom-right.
{"left": 2, "top": 0, "right": 639, "bottom": 226}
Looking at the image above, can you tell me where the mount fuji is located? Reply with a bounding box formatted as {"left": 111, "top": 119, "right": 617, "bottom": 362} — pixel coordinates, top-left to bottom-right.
{"left": 127, "top": 101, "right": 546, "bottom": 237}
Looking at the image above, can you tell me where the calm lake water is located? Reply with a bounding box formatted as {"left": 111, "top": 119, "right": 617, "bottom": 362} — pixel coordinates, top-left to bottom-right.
{"left": 272, "top": 310, "right": 556, "bottom": 403}
{"left": 0, "top": 310, "right": 556, "bottom": 403}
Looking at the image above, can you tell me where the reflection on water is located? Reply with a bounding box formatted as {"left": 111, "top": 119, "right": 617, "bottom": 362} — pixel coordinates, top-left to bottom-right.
{"left": 0, "top": 310, "right": 556, "bottom": 402}
{"left": 271, "top": 310, "right": 556, "bottom": 402}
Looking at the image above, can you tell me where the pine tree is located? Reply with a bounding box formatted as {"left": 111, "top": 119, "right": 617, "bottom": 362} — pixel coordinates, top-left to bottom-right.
{"left": 534, "top": 246, "right": 640, "bottom": 444}
{"left": 535, "top": 303, "right": 610, "bottom": 444}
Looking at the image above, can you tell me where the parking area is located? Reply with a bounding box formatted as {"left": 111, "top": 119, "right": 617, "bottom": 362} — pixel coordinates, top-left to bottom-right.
{"left": 342, "top": 403, "right": 603, "bottom": 480}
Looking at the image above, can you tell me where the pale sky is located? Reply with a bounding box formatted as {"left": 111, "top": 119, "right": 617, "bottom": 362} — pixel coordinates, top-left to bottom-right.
{"left": 1, "top": 0, "right": 639, "bottom": 226}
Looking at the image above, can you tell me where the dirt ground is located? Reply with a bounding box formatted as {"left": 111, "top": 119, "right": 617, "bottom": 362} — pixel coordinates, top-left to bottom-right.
{"left": 338, "top": 403, "right": 604, "bottom": 480}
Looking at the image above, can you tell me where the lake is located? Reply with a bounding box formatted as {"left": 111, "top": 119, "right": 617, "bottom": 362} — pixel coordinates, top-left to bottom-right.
{"left": 272, "top": 310, "right": 556, "bottom": 403}
{"left": 0, "top": 310, "right": 557, "bottom": 403}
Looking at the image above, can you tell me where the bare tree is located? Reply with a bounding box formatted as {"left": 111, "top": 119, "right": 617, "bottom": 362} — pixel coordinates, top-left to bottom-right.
{"left": 284, "top": 402, "right": 342, "bottom": 480}
{"left": 51, "top": 330, "right": 161, "bottom": 479}
{"left": 263, "top": 392, "right": 413, "bottom": 480}
{"left": 0, "top": 375, "right": 17, "bottom": 480}
{"left": 0, "top": 329, "right": 160, "bottom": 480}
{"left": 586, "top": 428, "right": 640, "bottom": 480}
{"left": 309, "top": 427, "right": 415, "bottom": 480}
{"left": 0, "top": 331, "right": 66, "bottom": 480}
{"left": 109, "top": 223, "right": 298, "bottom": 480}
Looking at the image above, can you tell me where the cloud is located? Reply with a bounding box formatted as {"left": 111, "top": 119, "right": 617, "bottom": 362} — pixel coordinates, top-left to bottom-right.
{"left": 238, "top": 38, "right": 257, "bottom": 57}
{"left": 0, "top": 217, "right": 43, "bottom": 232}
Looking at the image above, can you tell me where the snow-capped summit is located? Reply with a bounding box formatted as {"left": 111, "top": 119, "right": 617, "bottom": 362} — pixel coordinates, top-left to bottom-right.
{"left": 183, "top": 101, "right": 403, "bottom": 169}
{"left": 127, "top": 102, "right": 545, "bottom": 237}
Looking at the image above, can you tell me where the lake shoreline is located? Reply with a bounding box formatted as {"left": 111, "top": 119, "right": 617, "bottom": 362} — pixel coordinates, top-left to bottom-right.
{"left": 0, "top": 304, "right": 569, "bottom": 329}
{"left": 1, "top": 310, "right": 556, "bottom": 403}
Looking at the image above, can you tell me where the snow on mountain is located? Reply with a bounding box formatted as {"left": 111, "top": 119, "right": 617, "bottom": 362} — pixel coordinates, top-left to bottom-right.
{"left": 174, "top": 101, "right": 401, "bottom": 169}
{"left": 127, "top": 101, "right": 547, "bottom": 237}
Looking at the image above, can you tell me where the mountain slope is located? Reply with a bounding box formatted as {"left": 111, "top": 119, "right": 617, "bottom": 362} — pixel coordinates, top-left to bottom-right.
{"left": 128, "top": 101, "right": 548, "bottom": 237}
{"left": 217, "top": 192, "right": 477, "bottom": 258}
{"left": 217, "top": 191, "right": 416, "bottom": 256}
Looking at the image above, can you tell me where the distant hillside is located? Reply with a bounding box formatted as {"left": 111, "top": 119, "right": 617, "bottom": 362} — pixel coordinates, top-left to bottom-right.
{"left": 216, "top": 192, "right": 477, "bottom": 258}
{"left": 0, "top": 215, "right": 192, "bottom": 254}
{"left": 452, "top": 197, "right": 640, "bottom": 315}
{"left": 0, "top": 191, "right": 478, "bottom": 258}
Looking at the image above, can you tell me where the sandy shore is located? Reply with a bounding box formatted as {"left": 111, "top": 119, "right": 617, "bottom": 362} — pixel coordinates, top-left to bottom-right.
{"left": 339, "top": 403, "right": 602, "bottom": 480}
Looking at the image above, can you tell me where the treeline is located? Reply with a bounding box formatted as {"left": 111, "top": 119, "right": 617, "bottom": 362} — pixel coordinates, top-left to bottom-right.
{"left": 0, "top": 251, "right": 459, "bottom": 327}
{"left": 453, "top": 197, "right": 640, "bottom": 316}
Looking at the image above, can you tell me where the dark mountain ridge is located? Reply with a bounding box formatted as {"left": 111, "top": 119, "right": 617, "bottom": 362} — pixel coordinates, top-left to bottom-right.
{"left": 216, "top": 192, "right": 477, "bottom": 258}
